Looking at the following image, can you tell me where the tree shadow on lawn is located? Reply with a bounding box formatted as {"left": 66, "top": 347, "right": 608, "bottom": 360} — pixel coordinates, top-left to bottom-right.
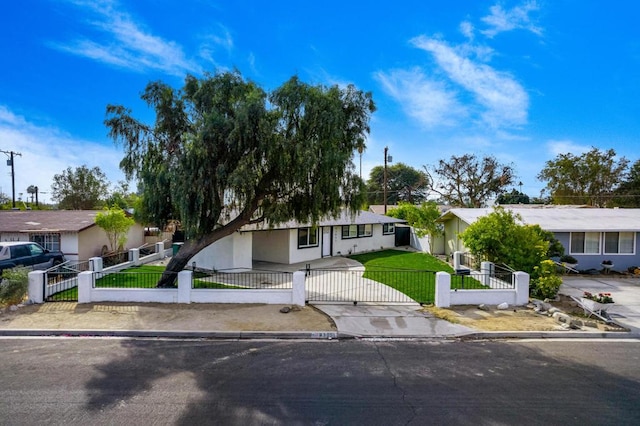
{"left": 84, "top": 339, "right": 640, "bottom": 424}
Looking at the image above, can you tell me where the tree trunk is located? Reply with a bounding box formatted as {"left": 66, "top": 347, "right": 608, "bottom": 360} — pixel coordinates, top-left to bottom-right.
{"left": 155, "top": 205, "right": 261, "bottom": 287}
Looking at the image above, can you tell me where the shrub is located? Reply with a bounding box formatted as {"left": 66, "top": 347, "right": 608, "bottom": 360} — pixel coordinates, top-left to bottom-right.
{"left": 0, "top": 266, "right": 29, "bottom": 306}
{"left": 559, "top": 254, "right": 578, "bottom": 264}
{"left": 530, "top": 260, "right": 562, "bottom": 299}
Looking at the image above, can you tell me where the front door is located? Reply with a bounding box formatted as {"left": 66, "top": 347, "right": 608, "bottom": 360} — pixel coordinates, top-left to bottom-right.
{"left": 322, "top": 227, "right": 332, "bottom": 257}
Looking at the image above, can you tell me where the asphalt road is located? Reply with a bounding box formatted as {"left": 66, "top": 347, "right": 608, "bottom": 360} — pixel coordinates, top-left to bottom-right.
{"left": 1, "top": 338, "right": 639, "bottom": 425}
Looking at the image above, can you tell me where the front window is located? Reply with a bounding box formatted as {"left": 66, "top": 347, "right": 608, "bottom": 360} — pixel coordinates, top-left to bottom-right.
{"left": 298, "top": 228, "right": 318, "bottom": 248}
{"left": 383, "top": 223, "right": 395, "bottom": 235}
{"left": 570, "top": 232, "right": 600, "bottom": 254}
{"left": 342, "top": 224, "right": 372, "bottom": 239}
{"left": 31, "top": 233, "right": 61, "bottom": 252}
{"left": 604, "top": 232, "right": 635, "bottom": 254}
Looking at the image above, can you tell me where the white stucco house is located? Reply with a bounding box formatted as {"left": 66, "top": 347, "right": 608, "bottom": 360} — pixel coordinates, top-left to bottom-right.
{"left": 190, "top": 210, "right": 407, "bottom": 271}
{"left": 437, "top": 206, "right": 640, "bottom": 271}
{"left": 0, "top": 210, "right": 145, "bottom": 261}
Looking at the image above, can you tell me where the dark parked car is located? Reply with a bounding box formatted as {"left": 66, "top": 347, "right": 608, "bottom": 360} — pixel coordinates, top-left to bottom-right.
{"left": 0, "top": 242, "right": 66, "bottom": 274}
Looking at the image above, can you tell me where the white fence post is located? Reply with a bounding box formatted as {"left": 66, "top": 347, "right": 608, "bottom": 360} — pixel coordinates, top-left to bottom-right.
{"left": 155, "top": 242, "right": 165, "bottom": 260}
{"left": 27, "top": 271, "right": 45, "bottom": 304}
{"left": 130, "top": 248, "right": 140, "bottom": 266}
{"left": 292, "top": 271, "right": 305, "bottom": 306}
{"left": 481, "top": 261, "right": 493, "bottom": 286}
{"left": 434, "top": 271, "right": 451, "bottom": 308}
{"left": 453, "top": 251, "right": 462, "bottom": 270}
{"left": 78, "top": 271, "right": 94, "bottom": 304}
{"left": 514, "top": 271, "right": 530, "bottom": 305}
{"left": 178, "top": 270, "right": 192, "bottom": 303}
{"left": 89, "top": 257, "right": 103, "bottom": 272}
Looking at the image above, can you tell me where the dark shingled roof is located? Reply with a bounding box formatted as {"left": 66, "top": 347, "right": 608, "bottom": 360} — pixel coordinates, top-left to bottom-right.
{"left": 0, "top": 210, "right": 101, "bottom": 233}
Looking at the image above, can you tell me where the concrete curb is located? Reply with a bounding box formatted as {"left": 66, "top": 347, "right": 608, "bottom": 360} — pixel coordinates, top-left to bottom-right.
{"left": 456, "top": 331, "right": 640, "bottom": 340}
{"left": 1, "top": 329, "right": 638, "bottom": 341}
{"left": 0, "top": 329, "right": 340, "bottom": 340}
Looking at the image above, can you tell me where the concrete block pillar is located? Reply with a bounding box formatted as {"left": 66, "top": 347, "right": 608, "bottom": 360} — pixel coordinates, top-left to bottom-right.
{"left": 292, "top": 271, "right": 305, "bottom": 306}
{"left": 178, "top": 270, "right": 192, "bottom": 304}
{"left": 434, "top": 271, "right": 451, "bottom": 308}
{"left": 78, "top": 271, "right": 94, "bottom": 304}
{"left": 89, "top": 257, "right": 103, "bottom": 272}
{"left": 481, "top": 261, "right": 494, "bottom": 287}
{"left": 28, "top": 271, "right": 46, "bottom": 304}
{"left": 514, "top": 271, "right": 530, "bottom": 305}
{"left": 453, "top": 251, "right": 462, "bottom": 270}
{"left": 155, "top": 242, "right": 165, "bottom": 259}
{"left": 130, "top": 248, "right": 140, "bottom": 266}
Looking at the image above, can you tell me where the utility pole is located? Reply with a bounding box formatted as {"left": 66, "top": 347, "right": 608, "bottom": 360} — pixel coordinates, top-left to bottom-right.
{"left": 1, "top": 149, "right": 21, "bottom": 208}
{"left": 383, "top": 147, "right": 392, "bottom": 214}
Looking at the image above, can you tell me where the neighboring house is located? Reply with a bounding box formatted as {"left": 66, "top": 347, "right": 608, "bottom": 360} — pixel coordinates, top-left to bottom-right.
{"left": 437, "top": 206, "right": 640, "bottom": 271}
{"left": 190, "top": 210, "right": 407, "bottom": 271}
{"left": 0, "top": 210, "right": 145, "bottom": 261}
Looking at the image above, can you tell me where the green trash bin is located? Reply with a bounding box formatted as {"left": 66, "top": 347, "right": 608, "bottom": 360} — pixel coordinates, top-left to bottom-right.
{"left": 172, "top": 242, "right": 184, "bottom": 256}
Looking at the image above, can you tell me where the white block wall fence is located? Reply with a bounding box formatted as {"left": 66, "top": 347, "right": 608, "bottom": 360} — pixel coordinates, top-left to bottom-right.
{"left": 434, "top": 271, "right": 530, "bottom": 308}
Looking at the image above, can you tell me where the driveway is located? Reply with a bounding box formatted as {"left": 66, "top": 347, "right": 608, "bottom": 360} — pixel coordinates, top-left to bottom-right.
{"left": 253, "top": 257, "right": 417, "bottom": 303}
{"left": 560, "top": 276, "right": 640, "bottom": 332}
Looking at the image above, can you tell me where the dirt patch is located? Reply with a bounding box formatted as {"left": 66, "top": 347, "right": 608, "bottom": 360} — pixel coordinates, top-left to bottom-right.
{"left": 423, "top": 295, "right": 629, "bottom": 332}
{"left": 0, "top": 302, "right": 337, "bottom": 332}
{"left": 425, "top": 305, "right": 565, "bottom": 331}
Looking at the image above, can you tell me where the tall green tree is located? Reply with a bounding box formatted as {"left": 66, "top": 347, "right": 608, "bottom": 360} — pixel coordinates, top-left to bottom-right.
{"left": 459, "top": 207, "right": 548, "bottom": 274}
{"left": 51, "top": 165, "right": 110, "bottom": 210}
{"left": 427, "top": 154, "right": 515, "bottom": 207}
{"left": 105, "top": 71, "right": 375, "bottom": 286}
{"left": 95, "top": 207, "right": 135, "bottom": 252}
{"left": 612, "top": 159, "right": 640, "bottom": 207}
{"left": 496, "top": 189, "right": 530, "bottom": 205}
{"left": 537, "top": 147, "right": 629, "bottom": 206}
{"left": 366, "top": 163, "right": 430, "bottom": 205}
{"left": 386, "top": 202, "right": 442, "bottom": 252}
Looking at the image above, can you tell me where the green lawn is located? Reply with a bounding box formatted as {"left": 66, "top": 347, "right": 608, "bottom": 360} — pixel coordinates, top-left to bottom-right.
{"left": 348, "top": 250, "right": 488, "bottom": 303}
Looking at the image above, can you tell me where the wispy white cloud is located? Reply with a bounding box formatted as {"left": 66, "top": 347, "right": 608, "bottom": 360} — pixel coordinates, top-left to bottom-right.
{"left": 0, "top": 105, "right": 125, "bottom": 203}
{"left": 459, "top": 21, "right": 475, "bottom": 40}
{"left": 546, "top": 139, "right": 591, "bottom": 156}
{"left": 411, "top": 36, "right": 529, "bottom": 128}
{"left": 481, "top": 1, "right": 542, "bottom": 38}
{"left": 374, "top": 68, "right": 466, "bottom": 128}
{"left": 51, "top": 0, "right": 202, "bottom": 76}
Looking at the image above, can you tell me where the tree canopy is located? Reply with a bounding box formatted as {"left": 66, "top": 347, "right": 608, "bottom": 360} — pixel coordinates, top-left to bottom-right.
{"left": 459, "top": 207, "right": 550, "bottom": 273}
{"left": 386, "top": 202, "right": 442, "bottom": 252}
{"left": 366, "top": 163, "right": 430, "bottom": 205}
{"left": 51, "top": 165, "right": 110, "bottom": 210}
{"left": 612, "top": 159, "right": 640, "bottom": 207}
{"left": 95, "top": 207, "right": 135, "bottom": 252}
{"left": 427, "top": 154, "right": 515, "bottom": 207}
{"left": 105, "top": 71, "right": 375, "bottom": 286}
{"left": 537, "top": 147, "right": 629, "bottom": 206}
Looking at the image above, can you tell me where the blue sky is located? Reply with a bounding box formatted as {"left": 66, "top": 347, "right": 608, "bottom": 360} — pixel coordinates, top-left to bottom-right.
{"left": 1, "top": 0, "right": 638, "bottom": 204}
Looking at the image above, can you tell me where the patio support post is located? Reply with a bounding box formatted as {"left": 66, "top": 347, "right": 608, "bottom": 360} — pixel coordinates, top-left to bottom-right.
{"left": 78, "top": 271, "right": 94, "bottom": 304}
{"left": 434, "top": 271, "right": 451, "bottom": 308}
{"left": 292, "top": 271, "right": 305, "bottom": 306}
{"left": 27, "top": 271, "right": 45, "bottom": 304}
